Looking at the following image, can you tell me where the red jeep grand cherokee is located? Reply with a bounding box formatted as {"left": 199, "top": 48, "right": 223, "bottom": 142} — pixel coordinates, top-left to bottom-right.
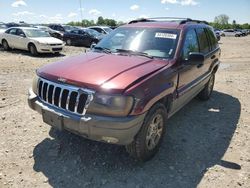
{"left": 28, "top": 18, "right": 220, "bottom": 161}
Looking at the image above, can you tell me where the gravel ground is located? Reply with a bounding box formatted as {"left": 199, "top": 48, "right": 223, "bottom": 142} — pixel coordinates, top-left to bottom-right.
{"left": 0, "top": 37, "right": 250, "bottom": 188}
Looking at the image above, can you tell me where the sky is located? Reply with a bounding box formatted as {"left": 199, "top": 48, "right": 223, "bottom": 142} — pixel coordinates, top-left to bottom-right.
{"left": 0, "top": 0, "right": 249, "bottom": 24}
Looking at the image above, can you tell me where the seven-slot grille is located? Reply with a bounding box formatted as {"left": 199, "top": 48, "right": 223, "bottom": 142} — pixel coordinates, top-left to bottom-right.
{"left": 37, "top": 78, "right": 93, "bottom": 115}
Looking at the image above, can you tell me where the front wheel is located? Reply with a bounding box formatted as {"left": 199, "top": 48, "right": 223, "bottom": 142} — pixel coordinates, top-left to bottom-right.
{"left": 126, "top": 103, "right": 167, "bottom": 162}
{"left": 29, "top": 44, "right": 38, "bottom": 56}
{"left": 197, "top": 73, "right": 215, "bottom": 100}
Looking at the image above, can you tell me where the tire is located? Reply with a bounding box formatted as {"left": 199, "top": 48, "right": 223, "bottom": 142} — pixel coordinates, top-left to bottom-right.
{"left": 29, "top": 44, "right": 38, "bottom": 56}
{"left": 89, "top": 40, "right": 97, "bottom": 48}
{"left": 66, "top": 39, "right": 72, "bottom": 46}
{"left": 2, "top": 40, "right": 10, "bottom": 51}
{"left": 197, "top": 73, "right": 215, "bottom": 101}
{"left": 126, "top": 103, "right": 167, "bottom": 162}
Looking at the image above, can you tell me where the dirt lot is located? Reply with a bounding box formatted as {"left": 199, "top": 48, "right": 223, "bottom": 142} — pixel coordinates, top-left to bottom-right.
{"left": 0, "top": 36, "right": 250, "bottom": 188}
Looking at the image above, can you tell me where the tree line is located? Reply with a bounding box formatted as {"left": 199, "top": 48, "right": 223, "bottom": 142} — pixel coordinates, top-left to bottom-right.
{"left": 68, "top": 15, "right": 250, "bottom": 29}
{"left": 68, "top": 16, "right": 124, "bottom": 27}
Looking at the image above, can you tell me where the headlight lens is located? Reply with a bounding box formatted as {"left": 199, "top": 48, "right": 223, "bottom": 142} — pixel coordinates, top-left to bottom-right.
{"left": 37, "top": 42, "right": 49, "bottom": 46}
{"left": 87, "top": 94, "right": 134, "bottom": 117}
{"left": 32, "top": 74, "right": 39, "bottom": 95}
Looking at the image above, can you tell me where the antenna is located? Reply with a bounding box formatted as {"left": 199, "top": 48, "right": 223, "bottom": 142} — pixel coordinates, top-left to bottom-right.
{"left": 79, "top": 0, "right": 83, "bottom": 26}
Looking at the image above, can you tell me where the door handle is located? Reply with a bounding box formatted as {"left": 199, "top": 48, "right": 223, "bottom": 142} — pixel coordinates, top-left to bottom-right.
{"left": 211, "top": 55, "right": 216, "bottom": 59}
{"left": 197, "top": 63, "right": 204, "bottom": 68}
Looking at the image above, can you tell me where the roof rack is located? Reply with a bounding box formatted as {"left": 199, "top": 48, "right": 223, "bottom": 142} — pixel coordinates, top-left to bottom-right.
{"left": 128, "top": 17, "right": 208, "bottom": 25}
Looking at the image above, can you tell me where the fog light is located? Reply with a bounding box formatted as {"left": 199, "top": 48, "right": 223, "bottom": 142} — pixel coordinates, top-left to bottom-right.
{"left": 101, "top": 136, "right": 119, "bottom": 144}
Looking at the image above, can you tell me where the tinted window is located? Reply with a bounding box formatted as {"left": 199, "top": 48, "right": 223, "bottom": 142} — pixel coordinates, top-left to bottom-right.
{"left": 16, "top": 29, "right": 25, "bottom": 36}
{"left": 206, "top": 28, "right": 218, "bottom": 51}
{"left": 9, "top": 28, "right": 17, "bottom": 35}
{"left": 182, "top": 29, "right": 199, "bottom": 60}
{"left": 196, "top": 28, "right": 210, "bottom": 54}
{"left": 70, "top": 30, "right": 79, "bottom": 34}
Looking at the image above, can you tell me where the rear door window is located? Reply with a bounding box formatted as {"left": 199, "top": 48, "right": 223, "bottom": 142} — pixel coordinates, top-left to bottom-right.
{"left": 196, "top": 28, "right": 210, "bottom": 54}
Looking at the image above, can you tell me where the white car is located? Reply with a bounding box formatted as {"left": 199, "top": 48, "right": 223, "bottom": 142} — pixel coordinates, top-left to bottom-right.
{"left": 0, "top": 27, "right": 65, "bottom": 56}
{"left": 221, "top": 29, "right": 242, "bottom": 37}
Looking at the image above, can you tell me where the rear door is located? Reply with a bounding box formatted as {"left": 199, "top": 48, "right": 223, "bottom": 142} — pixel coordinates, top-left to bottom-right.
{"left": 5, "top": 28, "right": 18, "bottom": 47}
{"left": 79, "top": 30, "right": 91, "bottom": 46}
{"left": 15, "top": 29, "right": 29, "bottom": 50}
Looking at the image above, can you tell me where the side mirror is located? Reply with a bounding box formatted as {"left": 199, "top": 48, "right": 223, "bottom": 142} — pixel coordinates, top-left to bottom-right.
{"left": 187, "top": 52, "right": 205, "bottom": 65}
{"left": 20, "top": 33, "right": 26, "bottom": 38}
{"left": 90, "top": 43, "right": 96, "bottom": 50}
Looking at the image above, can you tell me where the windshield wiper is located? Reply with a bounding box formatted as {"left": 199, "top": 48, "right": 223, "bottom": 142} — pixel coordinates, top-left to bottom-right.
{"left": 115, "top": 49, "right": 153, "bottom": 59}
{"left": 93, "top": 46, "right": 112, "bottom": 54}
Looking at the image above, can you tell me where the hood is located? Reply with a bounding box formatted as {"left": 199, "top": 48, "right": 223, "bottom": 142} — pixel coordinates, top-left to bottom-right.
{"left": 30, "top": 37, "right": 63, "bottom": 44}
{"left": 37, "top": 52, "right": 169, "bottom": 93}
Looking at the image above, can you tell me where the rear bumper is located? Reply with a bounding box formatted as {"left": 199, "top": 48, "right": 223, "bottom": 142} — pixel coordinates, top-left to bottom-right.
{"left": 28, "top": 88, "right": 145, "bottom": 145}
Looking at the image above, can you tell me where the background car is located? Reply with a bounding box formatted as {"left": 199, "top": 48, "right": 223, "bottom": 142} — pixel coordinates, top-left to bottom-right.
{"left": 0, "top": 23, "right": 7, "bottom": 34}
{"left": 221, "top": 29, "right": 242, "bottom": 37}
{"left": 34, "top": 25, "right": 63, "bottom": 39}
{"left": 0, "top": 27, "right": 64, "bottom": 56}
{"left": 213, "top": 29, "right": 221, "bottom": 41}
{"left": 48, "top": 24, "right": 75, "bottom": 33}
{"left": 63, "top": 28, "right": 104, "bottom": 47}
{"left": 87, "top": 26, "right": 113, "bottom": 34}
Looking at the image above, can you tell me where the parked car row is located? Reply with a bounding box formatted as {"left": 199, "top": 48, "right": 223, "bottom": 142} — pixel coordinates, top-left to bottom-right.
{"left": 0, "top": 24, "right": 114, "bottom": 56}
{"left": 215, "top": 29, "right": 250, "bottom": 37}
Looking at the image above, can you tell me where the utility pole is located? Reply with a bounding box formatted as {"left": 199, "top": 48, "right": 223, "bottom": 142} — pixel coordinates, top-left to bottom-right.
{"left": 79, "top": 0, "right": 83, "bottom": 26}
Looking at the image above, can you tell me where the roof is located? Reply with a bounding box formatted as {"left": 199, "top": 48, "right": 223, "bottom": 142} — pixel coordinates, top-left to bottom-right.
{"left": 88, "top": 26, "right": 110, "bottom": 29}
{"left": 8, "top": 27, "right": 39, "bottom": 30}
{"left": 122, "top": 17, "right": 209, "bottom": 30}
{"left": 122, "top": 21, "right": 182, "bottom": 29}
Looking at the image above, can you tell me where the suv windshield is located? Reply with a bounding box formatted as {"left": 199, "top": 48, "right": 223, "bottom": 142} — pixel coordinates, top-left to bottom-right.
{"left": 94, "top": 27, "right": 179, "bottom": 59}
{"left": 24, "top": 29, "right": 50, "bottom": 38}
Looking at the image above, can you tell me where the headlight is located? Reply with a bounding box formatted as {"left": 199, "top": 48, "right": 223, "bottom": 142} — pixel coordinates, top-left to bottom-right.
{"left": 37, "top": 42, "right": 49, "bottom": 46}
{"left": 87, "top": 94, "right": 134, "bottom": 117}
{"left": 32, "top": 74, "right": 39, "bottom": 95}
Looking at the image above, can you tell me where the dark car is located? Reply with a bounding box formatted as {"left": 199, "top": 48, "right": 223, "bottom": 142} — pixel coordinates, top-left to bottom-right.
{"left": 48, "top": 24, "right": 75, "bottom": 33}
{"left": 63, "top": 28, "right": 103, "bottom": 47}
{"left": 28, "top": 18, "right": 220, "bottom": 161}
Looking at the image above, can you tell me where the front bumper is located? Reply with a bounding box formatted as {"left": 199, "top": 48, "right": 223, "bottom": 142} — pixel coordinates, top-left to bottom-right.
{"left": 28, "top": 89, "right": 145, "bottom": 145}
{"left": 36, "top": 44, "right": 64, "bottom": 53}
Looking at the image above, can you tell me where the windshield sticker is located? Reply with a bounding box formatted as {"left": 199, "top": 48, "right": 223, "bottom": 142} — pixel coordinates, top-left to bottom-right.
{"left": 155, "top": 33, "right": 177, "bottom": 39}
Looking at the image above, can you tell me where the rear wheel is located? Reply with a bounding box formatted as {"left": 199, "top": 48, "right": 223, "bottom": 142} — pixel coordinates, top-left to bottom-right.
{"left": 2, "top": 40, "right": 10, "bottom": 51}
{"left": 198, "top": 73, "right": 215, "bottom": 100}
{"left": 126, "top": 103, "right": 167, "bottom": 162}
{"left": 29, "top": 44, "right": 38, "bottom": 56}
